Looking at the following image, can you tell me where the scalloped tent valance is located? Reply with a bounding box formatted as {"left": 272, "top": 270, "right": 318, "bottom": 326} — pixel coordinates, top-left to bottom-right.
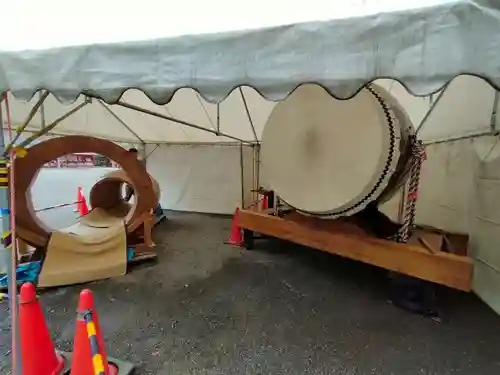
{"left": 1, "top": 0, "right": 499, "bottom": 104}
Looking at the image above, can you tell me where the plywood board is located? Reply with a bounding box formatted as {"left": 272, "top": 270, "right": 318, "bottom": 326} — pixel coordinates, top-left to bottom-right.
{"left": 38, "top": 210, "right": 127, "bottom": 288}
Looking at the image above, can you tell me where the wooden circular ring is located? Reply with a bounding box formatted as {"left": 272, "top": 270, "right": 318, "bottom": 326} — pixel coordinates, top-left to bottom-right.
{"left": 14, "top": 135, "right": 155, "bottom": 247}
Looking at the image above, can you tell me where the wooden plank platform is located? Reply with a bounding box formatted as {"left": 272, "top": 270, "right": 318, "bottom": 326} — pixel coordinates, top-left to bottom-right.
{"left": 237, "top": 209, "right": 473, "bottom": 291}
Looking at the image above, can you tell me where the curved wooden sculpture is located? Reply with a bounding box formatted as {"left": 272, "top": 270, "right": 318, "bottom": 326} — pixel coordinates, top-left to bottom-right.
{"left": 14, "top": 135, "right": 158, "bottom": 247}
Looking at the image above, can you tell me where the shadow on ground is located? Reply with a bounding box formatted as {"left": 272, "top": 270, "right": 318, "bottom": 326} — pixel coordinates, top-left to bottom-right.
{"left": 2, "top": 212, "right": 500, "bottom": 374}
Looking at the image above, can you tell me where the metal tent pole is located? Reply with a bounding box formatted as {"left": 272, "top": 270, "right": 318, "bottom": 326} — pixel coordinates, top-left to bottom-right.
{"left": 5, "top": 91, "right": 49, "bottom": 154}
{"left": 239, "top": 87, "right": 258, "bottom": 142}
{"left": 115, "top": 100, "right": 254, "bottom": 145}
{"left": 490, "top": 91, "right": 498, "bottom": 134}
{"left": 240, "top": 142, "right": 245, "bottom": 208}
{"left": 13, "top": 99, "right": 90, "bottom": 151}
{"left": 424, "top": 130, "right": 498, "bottom": 146}
{"left": 415, "top": 83, "right": 449, "bottom": 136}
{"left": 97, "top": 100, "right": 145, "bottom": 144}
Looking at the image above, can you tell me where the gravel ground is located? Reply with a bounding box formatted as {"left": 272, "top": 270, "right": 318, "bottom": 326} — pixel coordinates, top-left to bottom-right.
{"left": 2, "top": 211, "right": 500, "bottom": 375}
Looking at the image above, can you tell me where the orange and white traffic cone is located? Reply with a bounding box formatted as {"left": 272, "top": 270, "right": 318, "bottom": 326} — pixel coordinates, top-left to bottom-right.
{"left": 70, "top": 289, "right": 118, "bottom": 375}
{"left": 79, "top": 194, "right": 89, "bottom": 216}
{"left": 225, "top": 207, "right": 243, "bottom": 247}
{"left": 74, "top": 186, "right": 83, "bottom": 212}
{"left": 19, "top": 282, "right": 66, "bottom": 375}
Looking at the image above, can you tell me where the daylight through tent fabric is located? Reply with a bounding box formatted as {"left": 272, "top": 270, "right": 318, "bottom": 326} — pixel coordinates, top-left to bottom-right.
{"left": 0, "top": 1, "right": 499, "bottom": 104}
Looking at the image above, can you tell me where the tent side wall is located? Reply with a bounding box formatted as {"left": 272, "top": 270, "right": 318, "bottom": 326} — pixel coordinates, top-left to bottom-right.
{"left": 146, "top": 143, "right": 256, "bottom": 214}
{"left": 469, "top": 136, "right": 500, "bottom": 315}
{"left": 380, "top": 139, "right": 479, "bottom": 234}
{"left": 380, "top": 135, "right": 500, "bottom": 315}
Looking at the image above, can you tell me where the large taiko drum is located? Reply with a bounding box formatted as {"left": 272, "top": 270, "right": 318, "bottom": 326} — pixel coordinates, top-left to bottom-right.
{"left": 260, "top": 83, "right": 415, "bottom": 218}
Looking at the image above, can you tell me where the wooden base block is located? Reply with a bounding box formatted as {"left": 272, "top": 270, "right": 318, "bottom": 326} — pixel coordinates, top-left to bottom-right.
{"left": 237, "top": 210, "right": 473, "bottom": 291}
{"left": 129, "top": 244, "right": 157, "bottom": 265}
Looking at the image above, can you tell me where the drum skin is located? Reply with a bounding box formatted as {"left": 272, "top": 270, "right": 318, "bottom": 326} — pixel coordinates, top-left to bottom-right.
{"left": 260, "top": 83, "right": 414, "bottom": 218}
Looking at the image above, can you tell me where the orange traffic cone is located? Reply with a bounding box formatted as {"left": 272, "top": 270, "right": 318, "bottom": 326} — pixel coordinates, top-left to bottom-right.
{"left": 71, "top": 289, "right": 118, "bottom": 375}
{"left": 74, "top": 186, "right": 83, "bottom": 212}
{"left": 225, "top": 207, "right": 243, "bottom": 247}
{"left": 19, "top": 282, "right": 65, "bottom": 375}
{"left": 79, "top": 194, "right": 89, "bottom": 216}
{"left": 261, "top": 195, "right": 268, "bottom": 211}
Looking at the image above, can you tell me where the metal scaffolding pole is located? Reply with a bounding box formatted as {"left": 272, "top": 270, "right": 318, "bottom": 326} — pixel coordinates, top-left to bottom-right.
{"left": 0, "top": 103, "right": 8, "bottom": 275}
{"left": 0, "top": 95, "right": 21, "bottom": 375}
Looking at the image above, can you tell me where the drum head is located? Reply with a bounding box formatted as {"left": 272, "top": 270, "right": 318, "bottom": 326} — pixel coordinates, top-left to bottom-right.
{"left": 260, "top": 84, "right": 397, "bottom": 217}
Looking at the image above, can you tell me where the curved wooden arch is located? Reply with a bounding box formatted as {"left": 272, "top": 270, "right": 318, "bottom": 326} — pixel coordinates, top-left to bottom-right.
{"left": 14, "top": 135, "right": 156, "bottom": 247}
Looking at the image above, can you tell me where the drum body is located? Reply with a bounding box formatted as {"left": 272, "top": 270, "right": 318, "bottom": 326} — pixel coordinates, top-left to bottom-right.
{"left": 260, "top": 83, "right": 414, "bottom": 218}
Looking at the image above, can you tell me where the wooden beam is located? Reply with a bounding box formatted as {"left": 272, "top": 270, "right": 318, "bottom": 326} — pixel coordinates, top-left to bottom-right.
{"left": 237, "top": 210, "right": 473, "bottom": 291}
{"left": 143, "top": 210, "right": 154, "bottom": 247}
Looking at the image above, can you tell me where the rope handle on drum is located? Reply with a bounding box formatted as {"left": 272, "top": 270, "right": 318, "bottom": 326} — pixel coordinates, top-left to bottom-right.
{"left": 394, "top": 136, "right": 426, "bottom": 243}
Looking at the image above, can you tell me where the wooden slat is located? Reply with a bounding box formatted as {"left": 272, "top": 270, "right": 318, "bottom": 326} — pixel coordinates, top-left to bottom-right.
{"left": 238, "top": 210, "right": 473, "bottom": 291}
{"left": 17, "top": 227, "right": 48, "bottom": 249}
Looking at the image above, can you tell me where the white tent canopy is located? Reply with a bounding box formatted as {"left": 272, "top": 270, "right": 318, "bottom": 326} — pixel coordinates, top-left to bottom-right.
{"left": 5, "top": 87, "right": 275, "bottom": 144}
{"left": 4, "top": 75, "right": 499, "bottom": 145}
{"left": 1, "top": 0, "right": 500, "bottom": 316}
{"left": 1, "top": 0, "right": 499, "bottom": 104}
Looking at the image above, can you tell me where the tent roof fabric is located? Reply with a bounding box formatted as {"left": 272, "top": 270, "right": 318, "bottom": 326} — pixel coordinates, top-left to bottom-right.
{"left": 1, "top": 1, "right": 499, "bottom": 104}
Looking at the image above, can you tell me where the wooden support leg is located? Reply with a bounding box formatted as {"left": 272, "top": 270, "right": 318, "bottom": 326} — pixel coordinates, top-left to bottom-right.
{"left": 143, "top": 215, "right": 154, "bottom": 247}
{"left": 17, "top": 238, "right": 29, "bottom": 259}
{"left": 243, "top": 229, "right": 254, "bottom": 250}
